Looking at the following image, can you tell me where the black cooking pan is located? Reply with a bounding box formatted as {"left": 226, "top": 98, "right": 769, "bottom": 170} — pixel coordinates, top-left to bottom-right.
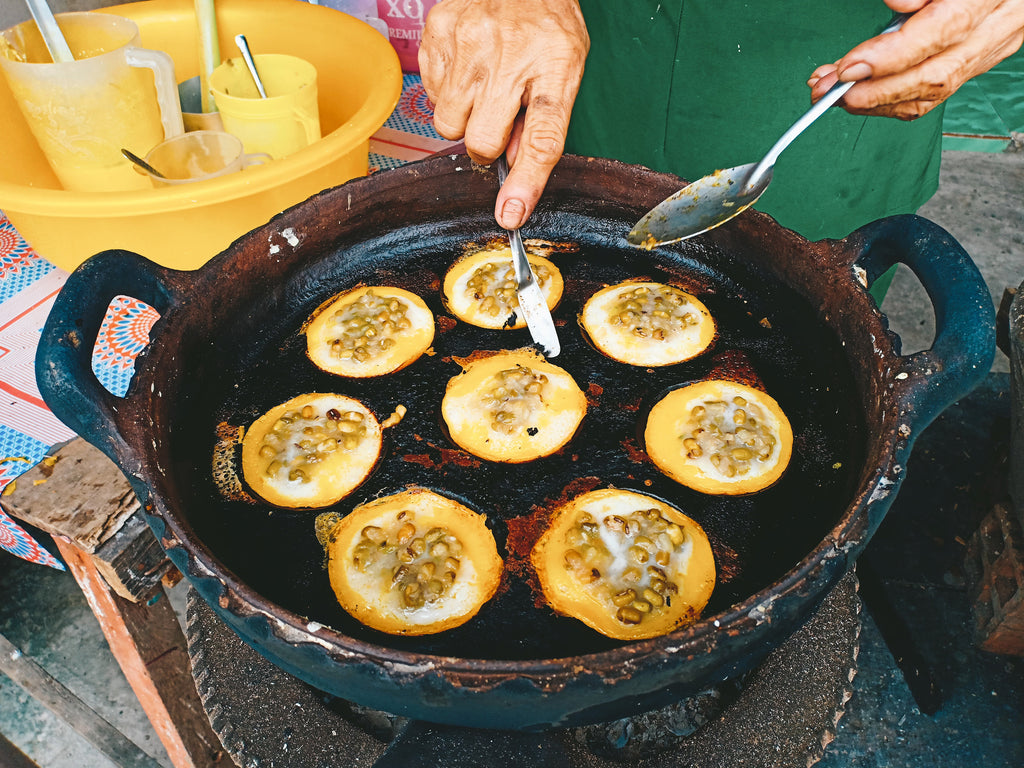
{"left": 36, "top": 154, "right": 994, "bottom": 729}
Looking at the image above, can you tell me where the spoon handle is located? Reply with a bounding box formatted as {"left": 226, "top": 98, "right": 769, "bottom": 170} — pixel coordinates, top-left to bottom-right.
{"left": 24, "top": 0, "right": 74, "bottom": 62}
{"left": 744, "top": 12, "right": 911, "bottom": 193}
{"left": 121, "top": 148, "right": 166, "bottom": 179}
{"left": 235, "top": 34, "right": 268, "bottom": 98}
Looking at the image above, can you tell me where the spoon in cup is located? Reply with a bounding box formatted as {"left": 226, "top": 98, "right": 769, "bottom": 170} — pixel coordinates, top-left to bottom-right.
{"left": 235, "top": 34, "right": 268, "bottom": 98}
{"left": 121, "top": 148, "right": 167, "bottom": 180}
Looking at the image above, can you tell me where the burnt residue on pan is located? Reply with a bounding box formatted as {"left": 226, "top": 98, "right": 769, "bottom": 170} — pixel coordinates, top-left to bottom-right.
{"left": 166, "top": 220, "right": 865, "bottom": 661}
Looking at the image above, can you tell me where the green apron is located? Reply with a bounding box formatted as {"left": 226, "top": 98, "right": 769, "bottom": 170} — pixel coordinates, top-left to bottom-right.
{"left": 566, "top": 0, "right": 943, "bottom": 250}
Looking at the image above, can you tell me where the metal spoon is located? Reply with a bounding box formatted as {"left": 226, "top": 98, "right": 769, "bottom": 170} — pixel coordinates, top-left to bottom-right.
{"left": 627, "top": 12, "right": 909, "bottom": 248}
{"left": 24, "top": 0, "right": 74, "bottom": 62}
{"left": 234, "top": 34, "right": 267, "bottom": 98}
{"left": 121, "top": 148, "right": 166, "bottom": 179}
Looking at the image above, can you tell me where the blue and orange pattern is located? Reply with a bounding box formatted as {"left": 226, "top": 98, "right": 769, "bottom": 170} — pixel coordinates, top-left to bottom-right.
{"left": 385, "top": 75, "right": 441, "bottom": 137}
{"left": 0, "top": 215, "right": 54, "bottom": 304}
{"left": 0, "top": 506, "right": 63, "bottom": 570}
{"left": 92, "top": 296, "right": 160, "bottom": 397}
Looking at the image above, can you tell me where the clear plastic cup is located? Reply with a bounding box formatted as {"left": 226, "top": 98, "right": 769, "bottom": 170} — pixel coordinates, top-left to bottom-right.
{"left": 141, "top": 130, "right": 270, "bottom": 186}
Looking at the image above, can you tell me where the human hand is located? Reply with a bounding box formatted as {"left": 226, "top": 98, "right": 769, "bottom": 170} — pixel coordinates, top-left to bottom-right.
{"left": 419, "top": 0, "right": 589, "bottom": 229}
{"left": 807, "top": 0, "right": 1024, "bottom": 119}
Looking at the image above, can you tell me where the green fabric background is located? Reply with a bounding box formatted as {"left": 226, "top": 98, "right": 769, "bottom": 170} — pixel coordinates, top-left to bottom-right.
{"left": 565, "top": 1, "right": 944, "bottom": 243}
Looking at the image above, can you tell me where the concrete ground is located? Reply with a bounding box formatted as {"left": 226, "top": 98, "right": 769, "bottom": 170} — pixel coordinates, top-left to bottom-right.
{"left": 884, "top": 149, "right": 1024, "bottom": 368}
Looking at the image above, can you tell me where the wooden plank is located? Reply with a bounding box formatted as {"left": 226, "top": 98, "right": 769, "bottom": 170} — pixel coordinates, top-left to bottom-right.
{"left": 0, "top": 632, "right": 165, "bottom": 768}
{"left": 3, "top": 438, "right": 171, "bottom": 601}
{"left": 2, "top": 438, "right": 138, "bottom": 553}
{"left": 91, "top": 512, "right": 174, "bottom": 602}
{"left": 53, "top": 538, "right": 232, "bottom": 768}
{"left": 0, "top": 732, "right": 42, "bottom": 768}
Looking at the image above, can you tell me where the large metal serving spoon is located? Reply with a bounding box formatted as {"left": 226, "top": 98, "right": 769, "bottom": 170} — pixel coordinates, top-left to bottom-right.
{"left": 627, "top": 12, "right": 909, "bottom": 248}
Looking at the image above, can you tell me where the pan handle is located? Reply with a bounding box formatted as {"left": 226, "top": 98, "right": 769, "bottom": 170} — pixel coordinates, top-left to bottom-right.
{"left": 35, "top": 250, "right": 188, "bottom": 470}
{"left": 848, "top": 214, "right": 995, "bottom": 430}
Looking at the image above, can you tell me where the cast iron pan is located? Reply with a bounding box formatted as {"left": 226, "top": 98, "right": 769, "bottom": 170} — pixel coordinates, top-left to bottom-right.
{"left": 36, "top": 154, "right": 994, "bottom": 729}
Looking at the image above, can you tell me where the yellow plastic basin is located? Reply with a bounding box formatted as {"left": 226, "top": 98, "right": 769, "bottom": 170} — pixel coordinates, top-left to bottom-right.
{"left": 0, "top": 0, "right": 402, "bottom": 271}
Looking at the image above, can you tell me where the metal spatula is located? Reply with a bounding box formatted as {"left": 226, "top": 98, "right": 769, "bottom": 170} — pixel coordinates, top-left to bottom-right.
{"left": 495, "top": 156, "right": 560, "bottom": 357}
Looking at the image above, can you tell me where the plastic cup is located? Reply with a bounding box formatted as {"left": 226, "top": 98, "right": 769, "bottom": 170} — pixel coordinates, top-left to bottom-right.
{"left": 142, "top": 130, "right": 270, "bottom": 186}
{"left": 0, "top": 12, "right": 183, "bottom": 192}
{"left": 209, "top": 54, "right": 321, "bottom": 159}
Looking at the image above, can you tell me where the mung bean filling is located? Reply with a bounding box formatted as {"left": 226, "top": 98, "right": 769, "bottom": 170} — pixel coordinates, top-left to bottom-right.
{"left": 327, "top": 289, "right": 412, "bottom": 362}
{"left": 561, "top": 507, "right": 687, "bottom": 626}
{"left": 478, "top": 364, "right": 549, "bottom": 435}
{"left": 259, "top": 406, "right": 367, "bottom": 482}
{"left": 607, "top": 284, "right": 701, "bottom": 341}
{"left": 351, "top": 512, "right": 465, "bottom": 610}
{"left": 681, "top": 396, "right": 777, "bottom": 479}
{"left": 464, "top": 260, "right": 552, "bottom": 317}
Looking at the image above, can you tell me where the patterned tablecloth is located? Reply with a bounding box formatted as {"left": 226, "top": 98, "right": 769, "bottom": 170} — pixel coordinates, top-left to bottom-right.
{"left": 0, "top": 75, "right": 457, "bottom": 567}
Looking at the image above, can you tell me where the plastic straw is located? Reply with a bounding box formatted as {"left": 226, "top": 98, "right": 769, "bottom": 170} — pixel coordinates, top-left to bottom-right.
{"left": 195, "top": 0, "right": 219, "bottom": 113}
{"left": 23, "top": 0, "right": 74, "bottom": 63}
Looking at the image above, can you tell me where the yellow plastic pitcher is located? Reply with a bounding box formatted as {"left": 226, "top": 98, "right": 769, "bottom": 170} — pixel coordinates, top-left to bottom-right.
{"left": 209, "top": 54, "right": 321, "bottom": 159}
{"left": 0, "top": 12, "right": 183, "bottom": 192}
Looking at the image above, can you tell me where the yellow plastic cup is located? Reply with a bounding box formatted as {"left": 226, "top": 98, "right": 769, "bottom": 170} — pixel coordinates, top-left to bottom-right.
{"left": 0, "top": 12, "right": 184, "bottom": 192}
{"left": 209, "top": 54, "right": 321, "bottom": 159}
{"left": 142, "top": 130, "right": 271, "bottom": 186}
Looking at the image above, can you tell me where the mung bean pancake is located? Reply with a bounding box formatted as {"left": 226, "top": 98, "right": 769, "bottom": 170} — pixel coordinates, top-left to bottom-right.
{"left": 440, "top": 349, "right": 587, "bottom": 463}
{"left": 241, "top": 393, "right": 382, "bottom": 508}
{"left": 531, "top": 488, "right": 716, "bottom": 640}
{"left": 305, "top": 286, "right": 435, "bottom": 378}
{"left": 324, "top": 488, "right": 503, "bottom": 635}
{"left": 645, "top": 380, "right": 793, "bottom": 495}
{"left": 580, "top": 281, "right": 715, "bottom": 366}
{"left": 443, "top": 243, "right": 563, "bottom": 330}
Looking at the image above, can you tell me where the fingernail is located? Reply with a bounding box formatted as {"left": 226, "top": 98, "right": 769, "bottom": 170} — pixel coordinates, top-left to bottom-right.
{"left": 806, "top": 75, "right": 820, "bottom": 88}
{"left": 501, "top": 198, "right": 527, "bottom": 230}
{"left": 838, "top": 62, "right": 873, "bottom": 82}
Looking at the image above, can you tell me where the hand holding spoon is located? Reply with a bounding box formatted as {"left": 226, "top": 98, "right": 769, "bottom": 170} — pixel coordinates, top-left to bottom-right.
{"left": 627, "top": 13, "right": 910, "bottom": 248}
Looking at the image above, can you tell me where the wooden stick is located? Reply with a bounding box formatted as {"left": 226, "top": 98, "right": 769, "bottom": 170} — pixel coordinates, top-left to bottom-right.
{"left": 0, "top": 632, "right": 164, "bottom": 768}
{"left": 53, "top": 537, "right": 231, "bottom": 768}
{"left": 195, "top": 0, "right": 220, "bottom": 113}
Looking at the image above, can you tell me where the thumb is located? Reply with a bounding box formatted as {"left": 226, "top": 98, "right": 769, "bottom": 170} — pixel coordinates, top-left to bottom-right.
{"left": 493, "top": 115, "right": 568, "bottom": 230}
{"left": 494, "top": 173, "right": 539, "bottom": 231}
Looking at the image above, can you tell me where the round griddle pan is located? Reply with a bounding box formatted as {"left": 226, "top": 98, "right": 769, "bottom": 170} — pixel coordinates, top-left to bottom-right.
{"left": 36, "top": 154, "right": 994, "bottom": 729}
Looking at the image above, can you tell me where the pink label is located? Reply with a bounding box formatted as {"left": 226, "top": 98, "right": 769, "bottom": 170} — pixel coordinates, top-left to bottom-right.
{"left": 377, "top": 0, "right": 439, "bottom": 72}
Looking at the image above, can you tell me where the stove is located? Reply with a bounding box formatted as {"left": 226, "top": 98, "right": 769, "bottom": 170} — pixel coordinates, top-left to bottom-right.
{"left": 185, "top": 570, "right": 860, "bottom": 768}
